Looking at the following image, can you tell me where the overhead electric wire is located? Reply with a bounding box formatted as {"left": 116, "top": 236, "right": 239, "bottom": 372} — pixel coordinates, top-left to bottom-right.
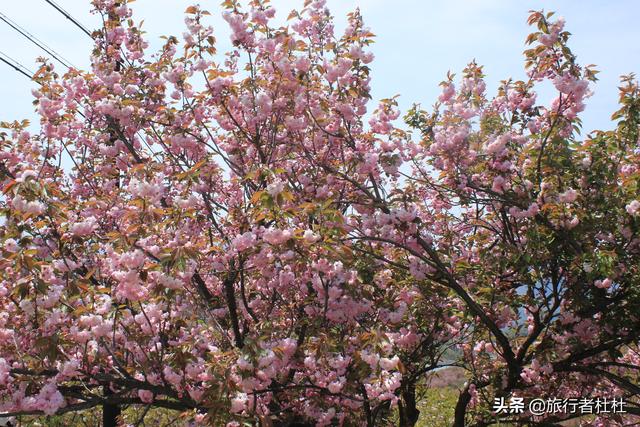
{"left": 0, "top": 49, "right": 33, "bottom": 80}
{"left": 43, "top": 0, "right": 93, "bottom": 39}
{"left": 0, "top": 11, "right": 74, "bottom": 69}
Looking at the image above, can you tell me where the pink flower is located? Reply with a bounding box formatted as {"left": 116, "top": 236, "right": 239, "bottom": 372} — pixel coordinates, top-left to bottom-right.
{"left": 327, "top": 379, "right": 344, "bottom": 393}
{"left": 236, "top": 357, "right": 253, "bottom": 371}
{"left": 15, "top": 169, "right": 37, "bottom": 183}
{"left": 114, "top": 270, "right": 147, "bottom": 301}
{"left": 284, "top": 116, "right": 306, "bottom": 132}
{"left": 262, "top": 228, "right": 292, "bottom": 245}
{"left": 36, "top": 381, "right": 65, "bottom": 416}
{"left": 519, "top": 94, "right": 536, "bottom": 110}
{"left": 230, "top": 393, "right": 248, "bottom": 413}
{"left": 626, "top": 200, "right": 640, "bottom": 217}
{"left": 120, "top": 250, "right": 146, "bottom": 269}
{"left": 537, "top": 17, "right": 564, "bottom": 46}
{"left": 527, "top": 203, "right": 540, "bottom": 217}
{"left": 302, "top": 229, "right": 320, "bottom": 244}
{"left": 295, "top": 56, "right": 311, "bottom": 73}
{"left": 394, "top": 207, "right": 417, "bottom": 223}
{"left": 70, "top": 216, "right": 98, "bottom": 237}
{"left": 491, "top": 176, "right": 506, "bottom": 193}
{"left": 0, "top": 358, "right": 11, "bottom": 386}
{"left": 163, "top": 366, "right": 182, "bottom": 386}
{"left": 553, "top": 73, "right": 588, "bottom": 97}
{"left": 485, "top": 135, "right": 508, "bottom": 155}
{"left": 12, "top": 195, "right": 46, "bottom": 215}
{"left": 567, "top": 216, "right": 579, "bottom": 229}
{"left": 438, "top": 83, "right": 455, "bottom": 103}
{"left": 359, "top": 350, "right": 379, "bottom": 369}
{"left": 3, "top": 238, "right": 19, "bottom": 253}
{"left": 156, "top": 273, "right": 183, "bottom": 290}
{"left": 232, "top": 232, "right": 257, "bottom": 251}
{"left": 558, "top": 188, "right": 578, "bottom": 203}
{"left": 379, "top": 356, "right": 400, "bottom": 371}
{"left": 127, "top": 178, "right": 164, "bottom": 201}
{"left": 59, "top": 360, "right": 80, "bottom": 378}
{"left": 595, "top": 278, "right": 612, "bottom": 289}
{"left": 266, "top": 179, "right": 285, "bottom": 197}
{"left": 138, "top": 389, "right": 154, "bottom": 403}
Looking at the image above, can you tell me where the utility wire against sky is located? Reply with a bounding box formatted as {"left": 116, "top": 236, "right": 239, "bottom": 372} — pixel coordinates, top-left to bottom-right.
{"left": 0, "top": 50, "right": 33, "bottom": 80}
{"left": 1, "top": 2, "right": 162, "bottom": 173}
{"left": 0, "top": 6, "right": 96, "bottom": 191}
{"left": 43, "top": 0, "right": 93, "bottom": 39}
{"left": 0, "top": 0, "right": 92, "bottom": 78}
{"left": 0, "top": 11, "right": 74, "bottom": 69}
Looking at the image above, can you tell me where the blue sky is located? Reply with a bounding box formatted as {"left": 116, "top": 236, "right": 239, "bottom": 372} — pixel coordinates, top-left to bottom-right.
{"left": 1, "top": 0, "right": 639, "bottom": 133}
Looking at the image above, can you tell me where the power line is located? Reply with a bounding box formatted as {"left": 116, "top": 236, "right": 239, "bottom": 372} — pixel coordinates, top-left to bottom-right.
{"left": 43, "top": 0, "right": 93, "bottom": 39}
{"left": 0, "top": 11, "right": 74, "bottom": 69}
{"left": 0, "top": 49, "right": 33, "bottom": 80}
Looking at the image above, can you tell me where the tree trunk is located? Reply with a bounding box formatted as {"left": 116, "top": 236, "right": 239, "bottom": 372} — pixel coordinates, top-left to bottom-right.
{"left": 103, "top": 386, "right": 121, "bottom": 427}
{"left": 398, "top": 384, "right": 420, "bottom": 427}
{"left": 453, "top": 385, "right": 471, "bottom": 427}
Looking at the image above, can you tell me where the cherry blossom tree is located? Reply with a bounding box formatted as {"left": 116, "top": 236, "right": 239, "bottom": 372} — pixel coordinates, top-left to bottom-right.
{"left": 0, "top": 1, "right": 638, "bottom": 426}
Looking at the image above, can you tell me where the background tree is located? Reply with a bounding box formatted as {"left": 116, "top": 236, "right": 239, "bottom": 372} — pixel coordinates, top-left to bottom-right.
{"left": 0, "top": 1, "right": 638, "bottom": 426}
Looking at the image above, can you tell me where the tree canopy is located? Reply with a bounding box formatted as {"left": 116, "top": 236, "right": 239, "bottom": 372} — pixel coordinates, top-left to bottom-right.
{"left": 1, "top": 1, "right": 639, "bottom": 426}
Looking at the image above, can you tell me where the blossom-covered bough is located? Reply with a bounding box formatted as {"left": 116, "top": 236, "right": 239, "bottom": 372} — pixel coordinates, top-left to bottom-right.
{"left": 0, "top": 1, "right": 638, "bottom": 425}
